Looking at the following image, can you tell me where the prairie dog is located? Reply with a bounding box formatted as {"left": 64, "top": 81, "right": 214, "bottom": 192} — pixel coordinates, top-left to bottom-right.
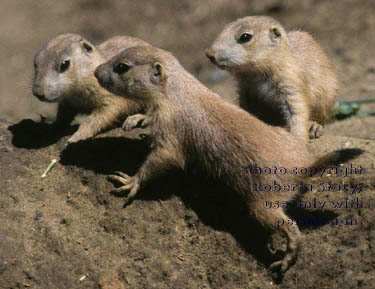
{"left": 95, "top": 46, "right": 363, "bottom": 273}
{"left": 32, "top": 33, "right": 150, "bottom": 143}
{"left": 94, "top": 45, "right": 320, "bottom": 273}
{"left": 205, "top": 16, "right": 338, "bottom": 140}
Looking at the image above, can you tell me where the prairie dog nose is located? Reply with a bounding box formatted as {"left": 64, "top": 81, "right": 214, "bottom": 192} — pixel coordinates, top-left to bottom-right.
{"left": 205, "top": 48, "right": 217, "bottom": 64}
{"left": 94, "top": 64, "right": 111, "bottom": 89}
{"left": 94, "top": 64, "right": 105, "bottom": 81}
{"left": 32, "top": 83, "right": 45, "bottom": 100}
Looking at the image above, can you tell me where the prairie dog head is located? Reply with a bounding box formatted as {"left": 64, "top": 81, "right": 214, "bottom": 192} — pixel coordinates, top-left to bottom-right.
{"left": 95, "top": 46, "right": 171, "bottom": 105}
{"left": 33, "top": 33, "right": 106, "bottom": 102}
{"left": 205, "top": 16, "right": 287, "bottom": 73}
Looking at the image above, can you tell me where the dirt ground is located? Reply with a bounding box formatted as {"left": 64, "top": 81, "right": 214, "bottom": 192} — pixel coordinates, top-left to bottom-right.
{"left": 1, "top": 0, "right": 375, "bottom": 288}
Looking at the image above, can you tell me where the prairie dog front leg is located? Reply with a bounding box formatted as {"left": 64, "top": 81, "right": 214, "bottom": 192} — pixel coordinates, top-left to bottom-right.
{"left": 67, "top": 97, "right": 144, "bottom": 143}
{"left": 67, "top": 105, "right": 122, "bottom": 143}
{"left": 108, "top": 145, "right": 185, "bottom": 206}
{"left": 285, "top": 92, "right": 310, "bottom": 141}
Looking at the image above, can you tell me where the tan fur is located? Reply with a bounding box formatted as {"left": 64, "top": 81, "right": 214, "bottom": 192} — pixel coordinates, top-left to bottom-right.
{"left": 33, "top": 33, "right": 150, "bottom": 143}
{"left": 94, "top": 46, "right": 320, "bottom": 273}
{"left": 206, "top": 16, "right": 338, "bottom": 140}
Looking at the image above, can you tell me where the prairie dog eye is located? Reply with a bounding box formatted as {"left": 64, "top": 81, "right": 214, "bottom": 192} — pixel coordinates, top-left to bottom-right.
{"left": 113, "top": 63, "right": 131, "bottom": 74}
{"left": 238, "top": 33, "right": 253, "bottom": 44}
{"left": 59, "top": 60, "right": 70, "bottom": 73}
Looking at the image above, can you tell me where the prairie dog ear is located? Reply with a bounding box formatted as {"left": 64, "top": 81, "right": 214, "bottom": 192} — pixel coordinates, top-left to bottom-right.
{"left": 270, "top": 26, "right": 282, "bottom": 42}
{"left": 79, "top": 39, "right": 94, "bottom": 54}
{"left": 151, "top": 62, "right": 166, "bottom": 85}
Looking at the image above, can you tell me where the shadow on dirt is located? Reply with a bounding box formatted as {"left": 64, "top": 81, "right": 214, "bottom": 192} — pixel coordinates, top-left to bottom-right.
{"left": 60, "top": 136, "right": 150, "bottom": 175}
{"left": 8, "top": 119, "right": 77, "bottom": 149}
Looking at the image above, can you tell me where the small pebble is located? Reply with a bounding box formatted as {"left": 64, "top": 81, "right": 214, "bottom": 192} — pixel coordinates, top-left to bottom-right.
{"left": 335, "top": 47, "right": 346, "bottom": 56}
{"left": 337, "top": 248, "right": 346, "bottom": 253}
{"left": 34, "top": 211, "right": 43, "bottom": 221}
{"left": 0, "top": 260, "right": 6, "bottom": 274}
{"left": 120, "top": 217, "right": 127, "bottom": 223}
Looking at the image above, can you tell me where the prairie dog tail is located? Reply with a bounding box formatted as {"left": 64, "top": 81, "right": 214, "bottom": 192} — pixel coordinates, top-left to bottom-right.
{"left": 309, "top": 148, "right": 364, "bottom": 177}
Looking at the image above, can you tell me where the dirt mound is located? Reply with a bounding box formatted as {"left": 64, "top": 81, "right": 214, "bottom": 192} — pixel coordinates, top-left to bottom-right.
{"left": 0, "top": 117, "right": 374, "bottom": 289}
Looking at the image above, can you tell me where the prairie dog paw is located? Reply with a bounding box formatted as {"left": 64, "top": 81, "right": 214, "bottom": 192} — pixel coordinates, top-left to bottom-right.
{"left": 122, "top": 114, "right": 149, "bottom": 131}
{"left": 67, "top": 132, "right": 83, "bottom": 144}
{"left": 309, "top": 122, "right": 324, "bottom": 139}
{"left": 107, "top": 171, "right": 140, "bottom": 206}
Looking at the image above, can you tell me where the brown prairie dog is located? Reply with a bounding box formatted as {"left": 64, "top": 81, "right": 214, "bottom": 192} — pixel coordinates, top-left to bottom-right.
{"left": 93, "top": 45, "right": 356, "bottom": 273}
{"left": 32, "top": 33, "right": 150, "bottom": 143}
{"left": 206, "top": 16, "right": 338, "bottom": 140}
